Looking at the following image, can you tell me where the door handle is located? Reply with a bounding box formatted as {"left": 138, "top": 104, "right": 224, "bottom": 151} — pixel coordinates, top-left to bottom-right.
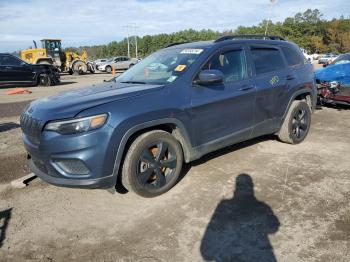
{"left": 5, "top": 66, "right": 12, "bottom": 69}
{"left": 286, "top": 75, "right": 295, "bottom": 80}
{"left": 238, "top": 85, "right": 254, "bottom": 91}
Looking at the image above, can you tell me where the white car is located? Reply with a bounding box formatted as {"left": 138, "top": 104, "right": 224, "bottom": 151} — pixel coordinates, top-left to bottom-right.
{"left": 318, "top": 54, "right": 338, "bottom": 64}
{"left": 97, "top": 56, "right": 138, "bottom": 73}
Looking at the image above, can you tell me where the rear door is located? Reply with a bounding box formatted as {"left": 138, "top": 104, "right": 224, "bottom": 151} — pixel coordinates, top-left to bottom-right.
{"left": 190, "top": 45, "right": 256, "bottom": 146}
{"left": 248, "top": 45, "right": 290, "bottom": 136}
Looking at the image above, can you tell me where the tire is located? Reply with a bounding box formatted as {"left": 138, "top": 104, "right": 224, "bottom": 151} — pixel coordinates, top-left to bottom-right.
{"left": 72, "top": 61, "right": 87, "bottom": 75}
{"left": 105, "top": 66, "right": 112, "bottom": 73}
{"left": 278, "top": 100, "right": 311, "bottom": 144}
{"left": 122, "top": 130, "right": 183, "bottom": 198}
{"left": 128, "top": 63, "right": 134, "bottom": 69}
{"left": 38, "top": 74, "right": 52, "bottom": 86}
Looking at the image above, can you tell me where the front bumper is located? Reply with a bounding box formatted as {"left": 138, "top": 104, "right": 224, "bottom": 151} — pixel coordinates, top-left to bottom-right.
{"left": 22, "top": 124, "right": 117, "bottom": 189}
{"left": 28, "top": 158, "right": 114, "bottom": 188}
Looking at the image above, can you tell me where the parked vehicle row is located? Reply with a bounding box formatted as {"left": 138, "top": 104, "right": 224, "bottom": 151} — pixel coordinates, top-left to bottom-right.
{"left": 20, "top": 35, "right": 317, "bottom": 197}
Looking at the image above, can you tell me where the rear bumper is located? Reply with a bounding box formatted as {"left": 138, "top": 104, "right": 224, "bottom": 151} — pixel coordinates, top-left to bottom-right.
{"left": 28, "top": 158, "right": 115, "bottom": 189}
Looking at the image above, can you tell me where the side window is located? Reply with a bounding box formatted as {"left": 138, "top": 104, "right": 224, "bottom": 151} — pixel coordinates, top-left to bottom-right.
{"left": 202, "top": 49, "right": 248, "bottom": 83}
{"left": 281, "top": 46, "right": 305, "bottom": 66}
{"left": 0, "top": 55, "right": 22, "bottom": 66}
{"left": 251, "top": 48, "right": 285, "bottom": 75}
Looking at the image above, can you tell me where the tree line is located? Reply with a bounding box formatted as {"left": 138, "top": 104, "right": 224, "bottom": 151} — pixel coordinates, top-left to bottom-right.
{"left": 66, "top": 9, "right": 349, "bottom": 59}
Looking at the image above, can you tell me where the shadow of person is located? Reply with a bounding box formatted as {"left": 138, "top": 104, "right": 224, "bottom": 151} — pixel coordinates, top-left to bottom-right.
{"left": 200, "top": 174, "right": 280, "bottom": 262}
{"left": 0, "top": 208, "right": 12, "bottom": 248}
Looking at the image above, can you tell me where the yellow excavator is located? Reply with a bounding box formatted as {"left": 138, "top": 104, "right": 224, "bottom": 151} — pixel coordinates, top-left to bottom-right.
{"left": 20, "top": 39, "right": 94, "bottom": 75}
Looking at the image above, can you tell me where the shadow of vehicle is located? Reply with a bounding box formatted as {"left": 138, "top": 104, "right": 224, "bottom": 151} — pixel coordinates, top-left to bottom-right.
{"left": 0, "top": 208, "right": 12, "bottom": 248}
{"left": 200, "top": 174, "right": 280, "bottom": 262}
{"left": 0, "top": 122, "right": 20, "bottom": 132}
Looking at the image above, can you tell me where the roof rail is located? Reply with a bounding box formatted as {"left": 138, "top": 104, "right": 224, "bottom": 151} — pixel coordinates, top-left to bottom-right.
{"left": 165, "top": 42, "right": 189, "bottom": 48}
{"left": 214, "top": 34, "right": 285, "bottom": 43}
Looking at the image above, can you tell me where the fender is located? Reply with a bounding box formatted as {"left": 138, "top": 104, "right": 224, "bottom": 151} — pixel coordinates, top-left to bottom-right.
{"left": 111, "top": 118, "right": 193, "bottom": 180}
{"left": 281, "top": 88, "right": 313, "bottom": 121}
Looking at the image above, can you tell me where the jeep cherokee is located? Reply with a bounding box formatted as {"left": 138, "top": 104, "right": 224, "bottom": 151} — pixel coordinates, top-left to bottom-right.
{"left": 20, "top": 35, "right": 317, "bottom": 197}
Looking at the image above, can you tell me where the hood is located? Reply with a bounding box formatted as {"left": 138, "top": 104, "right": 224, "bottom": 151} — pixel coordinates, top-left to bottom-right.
{"left": 26, "top": 81, "right": 163, "bottom": 121}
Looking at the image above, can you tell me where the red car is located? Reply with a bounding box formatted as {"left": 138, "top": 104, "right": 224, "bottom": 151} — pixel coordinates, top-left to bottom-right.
{"left": 316, "top": 59, "right": 350, "bottom": 106}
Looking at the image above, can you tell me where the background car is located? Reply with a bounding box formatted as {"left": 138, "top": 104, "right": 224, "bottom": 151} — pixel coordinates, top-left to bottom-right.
{"left": 318, "top": 53, "right": 338, "bottom": 64}
{"left": 97, "top": 56, "right": 138, "bottom": 73}
{"left": 316, "top": 62, "right": 350, "bottom": 105}
{"left": 0, "top": 53, "right": 60, "bottom": 87}
{"left": 94, "top": 58, "right": 108, "bottom": 68}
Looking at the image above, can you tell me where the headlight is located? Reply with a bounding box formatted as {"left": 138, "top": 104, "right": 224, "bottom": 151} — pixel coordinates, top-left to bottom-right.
{"left": 44, "top": 114, "right": 108, "bottom": 135}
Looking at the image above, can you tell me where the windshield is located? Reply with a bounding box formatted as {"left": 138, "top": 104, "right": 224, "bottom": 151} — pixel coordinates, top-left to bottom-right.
{"left": 116, "top": 48, "right": 204, "bottom": 85}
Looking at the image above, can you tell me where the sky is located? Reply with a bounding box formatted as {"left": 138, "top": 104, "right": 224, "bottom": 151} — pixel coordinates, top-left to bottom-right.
{"left": 0, "top": 0, "right": 348, "bottom": 52}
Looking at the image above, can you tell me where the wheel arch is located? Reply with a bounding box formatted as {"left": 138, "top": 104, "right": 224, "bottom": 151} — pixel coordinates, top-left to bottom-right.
{"left": 35, "top": 58, "right": 53, "bottom": 64}
{"left": 282, "top": 89, "right": 313, "bottom": 120}
{"left": 111, "top": 118, "right": 193, "bottom": 184}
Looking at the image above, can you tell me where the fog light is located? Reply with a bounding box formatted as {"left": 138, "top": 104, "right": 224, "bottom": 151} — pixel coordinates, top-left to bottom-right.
{"left": 54, "top": 159, "right": 90, "bottom": 175}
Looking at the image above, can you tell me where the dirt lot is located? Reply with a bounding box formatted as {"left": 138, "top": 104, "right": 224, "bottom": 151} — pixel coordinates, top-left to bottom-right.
{"left": 0, "top": 70, "right": 349, "bottom": 261}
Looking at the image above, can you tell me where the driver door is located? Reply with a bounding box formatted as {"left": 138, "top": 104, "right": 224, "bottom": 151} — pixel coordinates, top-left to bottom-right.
{"left": 190, "top": 46, "right": 256, "bottom": 147}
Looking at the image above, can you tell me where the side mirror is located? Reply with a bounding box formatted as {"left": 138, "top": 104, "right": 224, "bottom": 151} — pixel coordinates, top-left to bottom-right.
{"left": 196, "top": 70, "right": 223, "bottom": 85}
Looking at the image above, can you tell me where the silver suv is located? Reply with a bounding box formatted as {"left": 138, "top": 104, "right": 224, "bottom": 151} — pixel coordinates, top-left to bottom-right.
{"left": 97, "top": 56, "right": 138, "bottom": 73}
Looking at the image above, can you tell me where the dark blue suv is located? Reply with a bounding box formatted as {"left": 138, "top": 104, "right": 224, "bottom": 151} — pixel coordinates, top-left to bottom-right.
{"left": 20, "top": 35, "right": 317, "bottom": 197}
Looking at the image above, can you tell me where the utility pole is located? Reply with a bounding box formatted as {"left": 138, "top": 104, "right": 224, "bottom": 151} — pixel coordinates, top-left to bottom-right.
{"left": 124, "top": 24, "right": 139, "bottom": 58}
{"left": 264, "top": 0, "right": 277, "bottom": 36}
{"left": 134, "top": 35, "right": 138, "bottom": 59}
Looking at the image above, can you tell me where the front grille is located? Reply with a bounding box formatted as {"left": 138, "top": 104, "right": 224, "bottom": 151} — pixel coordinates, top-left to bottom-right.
{"left": 20, "top": 113, "right": 42, "bottom": 144}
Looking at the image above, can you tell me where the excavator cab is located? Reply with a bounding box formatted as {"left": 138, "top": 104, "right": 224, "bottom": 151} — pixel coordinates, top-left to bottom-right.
{"left": 40, "top": 39, "right": 64, "bottom": 67}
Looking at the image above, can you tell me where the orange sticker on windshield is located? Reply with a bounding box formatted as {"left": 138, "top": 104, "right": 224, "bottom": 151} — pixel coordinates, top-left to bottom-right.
{"left": 175, "top": 65, "right": 187, "bottom": 72}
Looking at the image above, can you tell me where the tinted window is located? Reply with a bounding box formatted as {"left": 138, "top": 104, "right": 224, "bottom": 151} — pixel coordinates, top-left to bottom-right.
{"left": 202, "top": 49, "right": 247, "bottom": 83}
{"left": 281, "top": 46, "right": 304, "bottom": 66}
{"left": 251, "top": 48, "right": 285, "bottom": 74}
{"left": 0, "top": 55, "right": 22, "bottom": 66}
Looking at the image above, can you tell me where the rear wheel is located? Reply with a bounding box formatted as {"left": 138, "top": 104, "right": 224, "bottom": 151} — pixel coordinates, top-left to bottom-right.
{"left": 278, "top": 100, "right": 311, "bottom": 144}
{"left": 72, "top": 61, "right": 87, "bottom": 75}
{"left": 122, "top": 130, "right": 183, "bottom": 197}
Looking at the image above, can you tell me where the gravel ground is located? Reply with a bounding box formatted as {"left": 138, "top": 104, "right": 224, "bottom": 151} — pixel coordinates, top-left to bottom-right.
{"left": 0, "top": 106, "right": 349, "bottom": 262}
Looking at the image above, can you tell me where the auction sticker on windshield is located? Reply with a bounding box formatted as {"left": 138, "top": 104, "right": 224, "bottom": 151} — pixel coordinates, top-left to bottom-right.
{"left": 180, "top": 49, "right": 203, "bottom": 54}
{"left": 175, "top": 65, "right": 187, "bottom": 72}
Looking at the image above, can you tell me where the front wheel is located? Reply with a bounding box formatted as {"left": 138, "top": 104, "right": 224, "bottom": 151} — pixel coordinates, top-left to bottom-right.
{"left": 105, "top": 66, "right": 112, "bottom": 73}
{"left": 278, "top": 100, "right": 311, "bottom": 144}
{"left": 122, "top": 130, "right": 183, "bottom": 197}
{"left": 38, "top": 74, "right": 52, "bottom": 86}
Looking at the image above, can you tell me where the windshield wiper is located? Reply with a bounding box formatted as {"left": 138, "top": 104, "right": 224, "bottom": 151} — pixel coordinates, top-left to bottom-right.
{"left": 120, "top": 81, "right": 147, "bottom": 84}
